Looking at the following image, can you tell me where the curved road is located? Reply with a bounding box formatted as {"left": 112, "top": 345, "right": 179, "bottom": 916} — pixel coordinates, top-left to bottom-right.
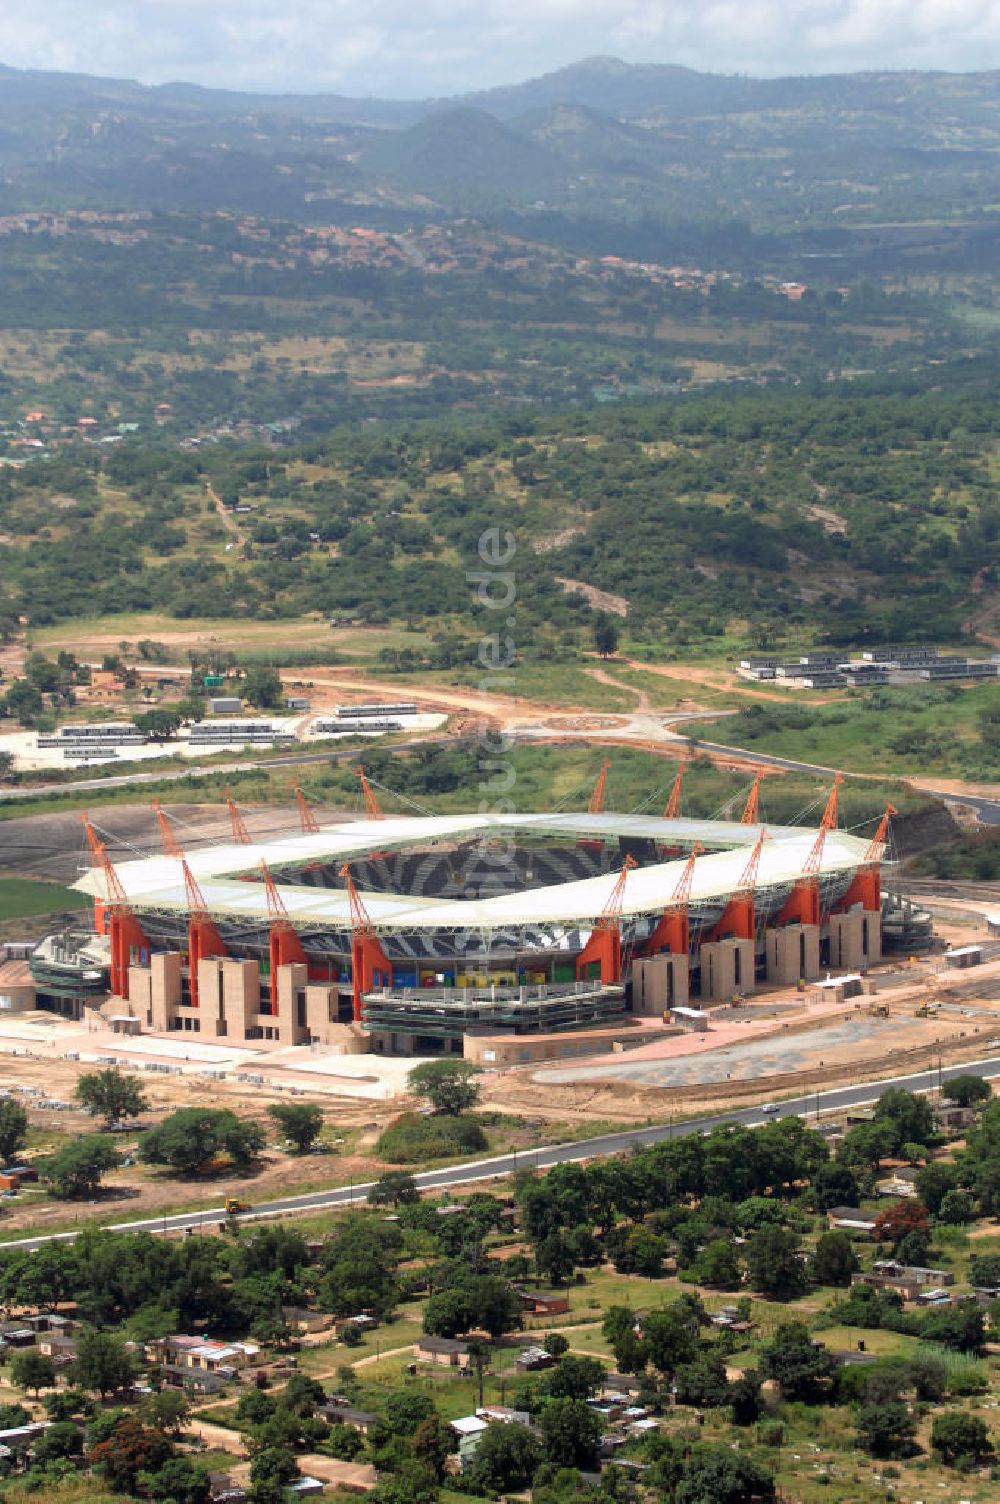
{"left": 5, "top": 1053, "right": 1000, "bottom": 1253}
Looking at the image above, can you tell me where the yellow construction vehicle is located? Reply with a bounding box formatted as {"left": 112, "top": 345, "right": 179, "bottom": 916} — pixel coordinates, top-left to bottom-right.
{"left": 224, "top": 1197, "right": 251, "bottom": 1215}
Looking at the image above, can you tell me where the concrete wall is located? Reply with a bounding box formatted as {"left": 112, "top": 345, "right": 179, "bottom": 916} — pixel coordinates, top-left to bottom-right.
{"left": 632, "top": 954, "right": 689, "bottom": 1015}
{"left": 197, "top": 956, "right": 261, "bottom": 1039}
{"left": 765, "top": 923, "right": 821, "bottom": 984}
{"left": 699, "top": 937, "right": 754, "bottom": 1001}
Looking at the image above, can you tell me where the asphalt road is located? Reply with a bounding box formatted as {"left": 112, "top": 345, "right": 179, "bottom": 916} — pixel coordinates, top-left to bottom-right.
{"left": 6, "top": 1053, "right": 1000, "bottom": 1253}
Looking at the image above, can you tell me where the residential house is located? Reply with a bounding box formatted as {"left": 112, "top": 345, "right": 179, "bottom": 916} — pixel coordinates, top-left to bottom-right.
{"left": 514, "top": 1289, "right": 570, "bottom": 1317}
{"left": 516, "top": 1344, "right": 556, "bottom": 1371}
{"left": 826, "top": 1207, "right": 879, "bottom": 1238}
{"left": 36, "top": 1332, "right": 77, "bottom": 1364}
{"left": 162, "top": 1365, "right": 228, "bottom": 1396}
{"left": 415, "top": 1335, "right": 470, "bottom": 1368}
{"left": 0, "top": 1322, "right": 35, "bottom": 1347}
{"left": 151, "top": 1334, "right": 259, "bottom": 1376}
{"left": 281, "top": 1307, "right": 335, "bottom": 1335}
{"left": 319, "top": 1402, "right": 379, "bottom": 1434}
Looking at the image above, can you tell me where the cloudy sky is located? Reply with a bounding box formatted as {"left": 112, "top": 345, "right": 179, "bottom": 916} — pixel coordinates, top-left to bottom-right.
{"left": 0, "top": 1, "right": 996, "bottom": 97}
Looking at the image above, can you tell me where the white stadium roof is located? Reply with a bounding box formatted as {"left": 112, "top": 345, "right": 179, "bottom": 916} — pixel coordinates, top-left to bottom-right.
{"left": 75, "top": 812, "right": 877, "bottom": 935}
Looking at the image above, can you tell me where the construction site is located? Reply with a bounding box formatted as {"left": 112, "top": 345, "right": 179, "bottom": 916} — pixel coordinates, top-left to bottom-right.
{"left": 18, "top": 768, "right": 912, "bottom": 1063}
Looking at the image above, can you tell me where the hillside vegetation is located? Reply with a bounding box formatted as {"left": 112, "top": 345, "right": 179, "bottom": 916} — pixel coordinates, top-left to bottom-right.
{"left": 2, "top": 366, "right": 997, "bottom": 659}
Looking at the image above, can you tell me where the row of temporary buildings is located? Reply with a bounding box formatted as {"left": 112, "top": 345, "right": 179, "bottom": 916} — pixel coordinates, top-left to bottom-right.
{"left": 739, "top": 644, "right": 999, "bottom": 689}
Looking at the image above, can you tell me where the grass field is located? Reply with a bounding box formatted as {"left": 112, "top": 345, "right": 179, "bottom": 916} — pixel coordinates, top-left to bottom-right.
{"left": 31, "top": 614, "right": 433, "bottom": 664}
{"left": 695, "top": 680, "right": 999, "bottom": 780}
{"left": 0, "top": 877, "right": 89, "bottom": 918}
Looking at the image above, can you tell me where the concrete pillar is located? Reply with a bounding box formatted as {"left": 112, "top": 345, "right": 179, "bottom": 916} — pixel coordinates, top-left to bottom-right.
{"left": 277, "top": 962, "right": 309, "bottom": 1044}
{"left": 765, "top": 923, "right": 821, "bottom": 984}
{"left": 128, "top": 966, "right": 152, "bottom": 1025}
{"left": 699, "top": 937, "right": 754, "bottom": 1002}
{"left": 861, "top": 910, "right": 882, "bottom": 965}
{"left": 150, "top": 952, "right": 182, "bottom": 1031}
{"left": 828, "top": 911, "right": 864, "bottom": 971}
{"left": 632, "top": 954, "right": 689, "bottom": 1015}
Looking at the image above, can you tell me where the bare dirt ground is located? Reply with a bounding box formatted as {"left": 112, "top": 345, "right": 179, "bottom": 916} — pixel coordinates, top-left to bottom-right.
{"left": 0, "top": 1041, "right": 391, "bottom": 1235}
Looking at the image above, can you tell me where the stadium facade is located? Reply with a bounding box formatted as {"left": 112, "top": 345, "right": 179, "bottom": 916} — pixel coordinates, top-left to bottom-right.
{"left": 74, "top": 802, "right": 888, "bottom": 1059}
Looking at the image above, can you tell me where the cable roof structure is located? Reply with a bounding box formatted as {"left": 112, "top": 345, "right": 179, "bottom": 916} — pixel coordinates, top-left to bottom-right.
{"left": 75, "top": 811, "right": 879, "bottom": 936}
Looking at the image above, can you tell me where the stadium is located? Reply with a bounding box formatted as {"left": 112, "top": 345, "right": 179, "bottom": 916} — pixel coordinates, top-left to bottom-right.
{"left": 72, "top": 775, "right": 893, "bottom": 1060}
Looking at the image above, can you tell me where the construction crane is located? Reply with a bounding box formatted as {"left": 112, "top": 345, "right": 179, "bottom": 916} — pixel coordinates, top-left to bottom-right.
{"left": 834, "top": 800, "right": 897, "bottom": 916}
{"left": 644, "top": 844, "right": 702, "bottom": 958}
{"left": 658, "top": 765, "right": 687, "bottom": 856}
{"left": 588, "top": 758, "right": 612, "bottom": 815}
{"left": 151, "top": 798, "right": 184, "bottom": 858}
{"left": 575, "top": 854, "right": 636, "bottom": 985}
{"left": 339, "top": 863, "right": 393, "bottom": 1022}
{"left": 294, "top": 783, "right": 320, "bottom": 835}
{"left": 662, "top": 766, "right": 686, "bottom": 821}
{"left": 80, "top": 811, "right": 110, "bottom": 934}
{"left": 259, "top": 860, "right": 309, "bottom": 1009}
{"left": 773, "top": 773, "right": 844, "bottom": 928}
{"left": 703, "top": 828, "right": 767, "bottom": 943}
{"left": 224, "top": 787, "right": 252, "bottom": 846}
{"left": 88, "top": 839, "right": 148, "bottom": 1000}
{"left": 820, "top": 772, "right": 843, "bottom": 831}
{"left": 356, "top": 766, "right": 385, "bottom": 821}
{"left": 741, "top": 769, "right": 764, "bottom": 825}
{"left": 181, "top": 858, "right": 227, "bottom": 1009}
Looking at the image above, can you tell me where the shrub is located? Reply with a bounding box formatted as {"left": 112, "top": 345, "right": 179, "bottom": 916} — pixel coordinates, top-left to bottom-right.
{"left": 376, "top": 1113, "right": 487, "bottom": 1163}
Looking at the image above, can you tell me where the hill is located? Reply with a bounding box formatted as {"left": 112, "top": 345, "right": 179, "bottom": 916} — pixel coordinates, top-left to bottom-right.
{"left": 0, "top": 57, "right": 997, "bottom": 232}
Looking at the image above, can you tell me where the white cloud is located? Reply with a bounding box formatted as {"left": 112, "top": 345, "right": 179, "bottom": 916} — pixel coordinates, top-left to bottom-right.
{"left": 0, "top": 0, "right": 996, "bottom": 96}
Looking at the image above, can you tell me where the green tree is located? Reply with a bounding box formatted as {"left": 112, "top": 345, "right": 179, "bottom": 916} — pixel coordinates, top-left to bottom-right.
{"left": 75, "top": 1067, "right": 149, "bottom": 1128}
{"left": 838, "top": 1119, "right": 896, "bottom": 1173}
{"left": 0, "top": 1097, "right": 29, "bottom": 1163}
{"left": 383, "top": 1390, "right": 437, "bottom": 1437}
{"left": 10, "top": 1348, "right": 56, "bottom": 1396}
{"left": 412, "top": 1412, "right": 455, "bottom": 1480}
{"left": 641, "top": 1303, "right": 698, "bottom": 1378}
{"left": 139, "top": 1107, "right": 265, "bottom": 1174}
{"left": 675, "top": 1444, "right": 775, "bottom": 1504}
{"left": 915, "top": 1159, "right": 958, "bottom": 1214}
{"left": 42, "top": 1135, "right": 120, "bottom": 1198}
{"left": 540, "top": 1356, "right": 605, "bottom": 1401}
{"left": 268, "top": 1101, "right": 324, "bottom": 1154}
{"left": 139, "top": 1456, "right": 212, "bottom": 1504}
{"left": 140, "top": 1389, "right": 191, "bottom": 1435}
{"left": 938, "top": 1188, "right": 975, "bottom": 1224}
{"left": 856, "top": 1401, "right": 916, "bottom": 1458}
{"left": 745, "top": 1223, "right": 807, "bottom": 1298}
{"left": 538, "top": 1397, "right": 602, "bottom": 1469}
{"left": 760, "top": 1321, "right": 837, "bottom": 1403}
{"left": 693, "top": 1237, "right": 742, "bottom": 1289}
{"left": 134, "top": 708, "right": 182, "bottom": 740}
{"left": 874, "top": 1088, "right": 936, "bottom": 1153}
{"left": 930, "top": 1410, "right": 993, "bottom": 1465}
{"left": 813, "top": 1230, "right": 859, "bottom": 1287}
{"left": 243, "top": 667, "right": 282, "bottom": 708}
{"left": 471, "top": 1420, "right": 541, "bottom": 1491}
{"left": 942, "top": 1074, "right": 991, "bottom": 1107}
{"left": 369, "top": 1171, "right": 419, "bottom": 1207}
{"left": 593, "top": 613, "right": 620, "bottom": 657}
{"left": 407, "top": 1060, "right": 480, "bottom": 1115}
{"left": 535, "top": 1229, "right": 576, "bottom": 1286}
{"left": 811, "top": 1161, "right": 860, "bottom": 1210}
{"left": 32, "top": 1421, "right": 84, "bottom": 1464}
{"left": 75, "top": 1328, "right": 135, "bottom": 1398}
